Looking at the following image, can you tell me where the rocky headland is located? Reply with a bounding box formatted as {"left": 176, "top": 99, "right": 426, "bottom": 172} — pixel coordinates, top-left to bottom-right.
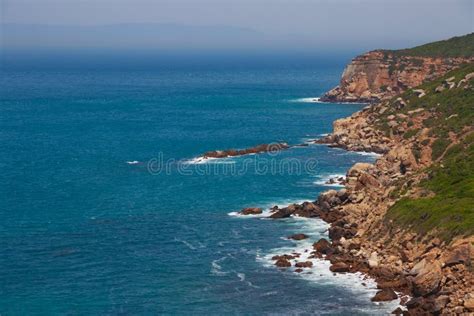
{"left": 321, "top": 34, "right": 474, "bottom": 103}
{"left": 238, "top": 34, "right": 474, "bottom": 315}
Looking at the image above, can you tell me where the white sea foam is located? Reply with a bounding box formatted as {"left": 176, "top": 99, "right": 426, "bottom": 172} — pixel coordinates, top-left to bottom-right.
{"left": 313, "top": 173, "right": 346, "bottom": 187}
{"left": 354, "top": 151, "right": 382, "bottom": 158}
{"left": 174, "top": 238, "right": 197, "bottom": 250}
{"left": 228, "top": 198, "right": 311, "bottom": 219}
{"left": 290, "top": 97, "right": 322, "bottom": 103}
{"left": 183, "top": 156, "right": 237, "bottom": 164}
{"left": 211, "top": 256, "right": 229, "bottom": 276}
{"left": 256, "top": 217, "right": 403, "bottom": 313}
{"left": 126, "top": 160, "right": 140, "bottom": 165}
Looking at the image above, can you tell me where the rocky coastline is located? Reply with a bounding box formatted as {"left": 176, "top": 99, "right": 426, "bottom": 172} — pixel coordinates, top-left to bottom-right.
{"left": 237, "top": 67, "right": 474, "bottom": 314}
{"left": 320, "top": 50, "right": 473, "bottom": 104}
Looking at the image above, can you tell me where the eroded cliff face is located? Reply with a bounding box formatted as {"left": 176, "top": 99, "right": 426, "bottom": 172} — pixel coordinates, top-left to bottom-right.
{"left": 321, "top": 50, "right": 472, "bottom": 103}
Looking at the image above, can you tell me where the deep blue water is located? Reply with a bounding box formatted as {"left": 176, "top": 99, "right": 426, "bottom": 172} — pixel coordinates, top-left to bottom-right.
{"left": 1, "top": 63, "right": 396, "bottom": 314}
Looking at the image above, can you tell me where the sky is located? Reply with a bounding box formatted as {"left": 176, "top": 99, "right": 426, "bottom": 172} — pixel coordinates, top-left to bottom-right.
{"left": 1, "top": 0, "right": 473, "bottom": 55}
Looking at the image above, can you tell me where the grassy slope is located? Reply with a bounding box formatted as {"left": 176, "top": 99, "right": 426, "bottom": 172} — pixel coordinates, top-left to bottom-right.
{"left": 385, "top": 33, "right": 474, "bottom": 58}
{"left": 383, "top": 64, "right": 474, "bottom": 241}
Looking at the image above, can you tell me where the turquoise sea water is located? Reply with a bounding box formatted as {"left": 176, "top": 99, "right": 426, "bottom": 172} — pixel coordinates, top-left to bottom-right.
{"left": 1, "top": 62, "right": 396, "bottom": 314}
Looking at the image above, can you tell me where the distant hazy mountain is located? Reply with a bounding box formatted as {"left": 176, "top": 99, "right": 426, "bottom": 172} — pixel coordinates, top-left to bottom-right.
{"left": 1, "top": 23, "right": 265, "bottom": 51}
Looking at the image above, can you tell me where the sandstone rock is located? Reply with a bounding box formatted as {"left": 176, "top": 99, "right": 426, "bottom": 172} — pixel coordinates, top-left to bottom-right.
{"left": 239, "top": 207, "right": 262, "bottom": 215}
{"left": 275, "top": 258, "right": 291, "bottom": 268}
{"left": 434, "top": 295, "right": 450, "bottom": 312}
{"left": 320, "top": 50, "right": 471, "bottom": 103}
{"left": 371, "top": 288, "right": 398, "bottom": 301}
{"left": 313, "top": 238, "right": 332, "bottom": 254}
{"left": 465, "top": 72, "right": 474, "bottom": 80}
{"left": 204, "top": 142, "right": 289, "bottom": 158}
{"left": 288, "top": 233, "right": 309, "bottom": 241}
{"left": 269, "top": 205, "right": 295, "bottom": 219}
{"left": 413, "top": 89, "right": 426, "bottom": 98}
{"left": 295, "top": 261, "right": 313, "bottom": 268}
{"left": 329, "top": 262, "right": 349, "bottom": 273}
{"left": 409, "top": 258, "right": 428, "bottom": 275}
{"left": 368, "top": 251, "right": 380, "bottom": 268}
{"left": 347, "top": 163, "right": 374, "bottom": 178}
{"left": 442, "top": 243, "right": 471, "bottom": 267}
{"left": 272, "top": 254, "right": 295, "bottom": 260}
{"left": 435, "top": 84, "right": 446, "bottom": 93}
{"left": 412, "top": 260, "right": 442, "bottom": 296}
{"left": 464, "top": 293, "right": 474, "bottom": 311}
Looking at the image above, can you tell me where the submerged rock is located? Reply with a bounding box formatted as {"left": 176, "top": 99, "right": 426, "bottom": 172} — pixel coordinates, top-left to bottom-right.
{"left": 288, "top": 233, "right": 309, "bottom": 240}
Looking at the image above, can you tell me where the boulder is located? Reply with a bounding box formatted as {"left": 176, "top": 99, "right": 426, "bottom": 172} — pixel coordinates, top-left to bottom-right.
{"left": 371, "top": 288, "right": 398, "bottom": 302}
{"left": 328, "top": 226, "right": 356, "bottom": 240}
{"left": 442, "top": 243, "right": 471, "bottom": 267}
{"left": 464, "top": 293, "right": 474, "bottom": 312}
{"left": 433, "top": 295, "right": 450, "bottom": 313}
{"left": 272, "top": 254, "right": 295, "bottom": 261}
{"left": 368, "top": 251, "right": 379, "bottom": 268}
{"left": 329, "top": 262, "right": 349, "bottom": 273}
{"left": 295, "top": 261, "right": 313, "bottom": 268}
{"left": 269, "top": 205, "right": 295, "bottom": 219}
{"left": 313, "top": 238, "right": 332, "bottom": 254}
{"left": 288, "top": 233, "right": 309, "bottom": 241}
{"left": 412, "top": 260, "right": 442, "bottom": 296}
{"left": 275, "top": 258, "right": 291, "bottom": 268}
{"left": 239, "top": 207, "right": 262, "bottom": 215}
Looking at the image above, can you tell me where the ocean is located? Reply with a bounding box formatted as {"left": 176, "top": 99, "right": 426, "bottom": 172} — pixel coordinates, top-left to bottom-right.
{"left": 0, "top": 60, "right": 398, "bottom": 314}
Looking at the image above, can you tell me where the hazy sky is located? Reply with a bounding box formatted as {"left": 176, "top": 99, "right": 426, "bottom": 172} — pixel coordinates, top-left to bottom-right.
{"left": 1, "top": 0, "right": 473, "bottom": 53}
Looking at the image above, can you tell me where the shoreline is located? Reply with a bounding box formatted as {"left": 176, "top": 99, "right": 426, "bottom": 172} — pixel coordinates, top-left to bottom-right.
{"left": 237, "top": 73, "right": 473, "bottom": 314}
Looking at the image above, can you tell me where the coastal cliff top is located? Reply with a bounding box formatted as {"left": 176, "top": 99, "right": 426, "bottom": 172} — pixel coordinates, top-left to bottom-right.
{"left": 381, "top": 32, "right": 474, "bottom": 58}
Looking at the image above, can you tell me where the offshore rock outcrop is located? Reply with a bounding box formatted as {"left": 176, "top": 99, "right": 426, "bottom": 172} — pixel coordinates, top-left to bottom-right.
{"left": 320, "top": 50, "right": 473, "bottom": 103}
{"left": 203, "top": 142, "right": 290, "bottom": 159}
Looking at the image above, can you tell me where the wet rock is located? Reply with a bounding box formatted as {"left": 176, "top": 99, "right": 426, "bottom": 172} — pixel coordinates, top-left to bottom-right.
{"left": 239, "top": 207, "right": 262, "bottom": 215}
{"left": 295, "top": 268, "right": 303, "bottom": 273}
{"left": 329, "top": 262, "right": 349, "bottom": 273}
{"left": 328, "top": 226, "right": 356, "bottom": 240}
{"left": 204, "top": 142, "right": 289, "bottom": 158}
{"left": 391, "top": 307, "right": 403, "bottom": 315}
{"left": 272, "top": 254, "right": 295, "bottom": 260}
{"left": 288, "top": 233, "right": 309, "bottom": 241}
{"left": 275, "top": 258, "right": 291, "bottom": 268}
{"left": 371, "top": 288, "right": 398, "bottom": 301}
{"left": 269, "top": 205, "right": 295, "bottom": 219}
{"left": 295, "top": 261, "right": 313, "bottom": 268}
{"left": 313, "top": 238, "right": 332, "bottom": 254}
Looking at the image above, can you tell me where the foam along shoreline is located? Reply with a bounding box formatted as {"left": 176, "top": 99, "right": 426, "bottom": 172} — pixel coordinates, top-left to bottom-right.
{"left": 256, "top": 216, "right": 404, "bottom": 314}
{"left": 228, "top": 199, "right": 309, "bottom": 218}
{"left": 313, "top": 174, "right": 346, "bottom": 187}
{"left": 291, "top": 97, "right": 370, "bottom": 105}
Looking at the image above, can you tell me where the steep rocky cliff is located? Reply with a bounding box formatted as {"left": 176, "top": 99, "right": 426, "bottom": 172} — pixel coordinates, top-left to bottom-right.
{"left": 321, "top": 33, "right": 474, "bottom": 103}
{"left": 315, "top": 65, "right": 474, "bottom": 314}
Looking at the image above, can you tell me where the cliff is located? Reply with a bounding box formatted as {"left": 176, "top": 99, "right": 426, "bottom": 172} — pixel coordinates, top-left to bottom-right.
{"left": 314, "top": 64, "right": 474, "bottom": 314}
{"left": 321, "top": 33, "right": 474, "bottom": 103}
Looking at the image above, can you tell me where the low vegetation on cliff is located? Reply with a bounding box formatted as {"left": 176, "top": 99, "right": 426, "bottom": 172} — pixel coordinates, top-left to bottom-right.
{"left": 381, "top": 64, "right": 474, "bottom": 240}
{"left": 387, "top": 33, "right": 474, "bottom": 58}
